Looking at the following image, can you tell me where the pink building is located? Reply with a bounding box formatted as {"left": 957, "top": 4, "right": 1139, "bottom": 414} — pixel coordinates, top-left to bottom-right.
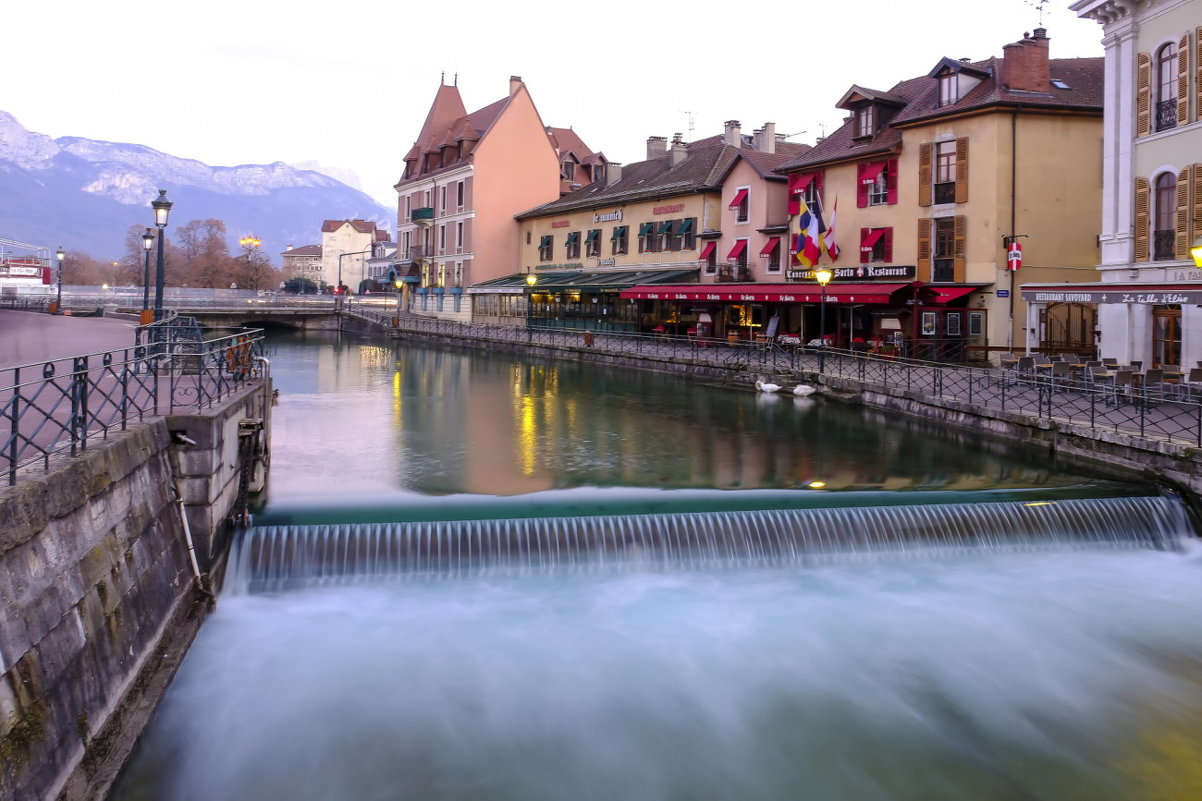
{"left": 394, "top": 76, "right": 602, "bottom": 320}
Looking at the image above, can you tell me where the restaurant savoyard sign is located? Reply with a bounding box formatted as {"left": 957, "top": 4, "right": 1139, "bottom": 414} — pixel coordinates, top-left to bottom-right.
{"left": 1023, "top": 288, "right": 1202, "bottom": 304}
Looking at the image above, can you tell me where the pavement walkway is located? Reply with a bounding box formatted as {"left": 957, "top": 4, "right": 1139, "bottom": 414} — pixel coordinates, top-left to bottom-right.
{"left": 0, "top": 310, "right": 140, "bottom": 368}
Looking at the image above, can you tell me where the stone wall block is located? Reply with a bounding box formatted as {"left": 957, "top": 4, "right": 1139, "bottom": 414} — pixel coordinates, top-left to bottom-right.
{"left": 0, "top": 481, "right": 50, "bottom": 556}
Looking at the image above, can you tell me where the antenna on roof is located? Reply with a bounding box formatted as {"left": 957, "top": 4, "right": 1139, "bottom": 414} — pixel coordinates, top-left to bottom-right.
{"left": 779, "top": 130, "right": 808, "bottom": 139}
{"left": 453, "top": 72, "right": 458, "bottom": 86}
{"left": 679, "top": 110, "right": 695, "bottom": 134}
{"left": 441, "top": 71, "right": 445, "bottom": 84}
{"left": 1023, "top": 0, "right": 1048, "bottom": 27}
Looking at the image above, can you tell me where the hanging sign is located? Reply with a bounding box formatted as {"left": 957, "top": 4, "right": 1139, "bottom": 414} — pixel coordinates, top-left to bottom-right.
{"left": 1007, "top": 242, "right": 1023, "bottom": 271}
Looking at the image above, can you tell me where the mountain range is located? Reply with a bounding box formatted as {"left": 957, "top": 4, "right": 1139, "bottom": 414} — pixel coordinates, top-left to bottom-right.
{"left": 0, "top": 111, "right": 393, "bottom": 264}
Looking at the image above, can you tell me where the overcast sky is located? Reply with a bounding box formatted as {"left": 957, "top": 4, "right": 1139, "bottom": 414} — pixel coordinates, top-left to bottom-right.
{"left": 7, "top": 1, "right": 1105, "bottom": 207}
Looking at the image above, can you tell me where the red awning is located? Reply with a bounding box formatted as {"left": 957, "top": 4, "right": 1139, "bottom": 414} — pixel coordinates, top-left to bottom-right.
{"left": 727, "top": 240, "right": 748, "bottom": 259}
{"left": 860, "top": 161, "right": 886, "bottom": 185}
{"left": 698, "top": 242, "right": 716, "bottom": 261}
{"left": 928, "top": 286, "right": 977, "bottom": 304}
{"left": 728, "top": 188, "right": 749, "bottom": 209}
{"left": 619, "top": 283, "right": 916, "bottom": 305}
{"left": 759, "top": 238, "right": 780, "bottom": 257}
{"left": 788, "top": 173, "right": 815, "bottom": 195}
{"left": 859, "top": 228, "right": 886, "bottom": 253}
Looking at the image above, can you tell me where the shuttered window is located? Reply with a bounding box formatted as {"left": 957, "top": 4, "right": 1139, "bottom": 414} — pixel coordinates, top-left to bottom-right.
{"left": 1134, "top": 177, "right": 1150, "bottom": 262}
{"left": 917, "top": 218, "right": 932, "bottom": 277}
{"left": 1177, "top": 167, "right": 1192, "bottom": 261}
{"left": 1137, "top": 53, "right": 1152, "bottom": 138}
{"left": 954, "top": 215, "right": 967, "bottom": 282}
{"left": 1178, "top": 32, "right": 1190, "bottom": 128}
{"left": 955, "top": 140, "right": 969, "bottom": 203}
{"left": 918, "top": 143, "right": 933, "bottom": 207}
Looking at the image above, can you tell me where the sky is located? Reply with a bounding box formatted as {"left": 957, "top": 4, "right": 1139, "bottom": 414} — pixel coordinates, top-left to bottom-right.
{"left": 5, "top": 1, "right": 1106, "bottom": 208}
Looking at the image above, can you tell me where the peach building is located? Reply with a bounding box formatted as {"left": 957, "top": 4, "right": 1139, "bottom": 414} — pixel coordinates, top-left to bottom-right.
{"left": 393, "top": 76, "right": 602, "bottom": 321}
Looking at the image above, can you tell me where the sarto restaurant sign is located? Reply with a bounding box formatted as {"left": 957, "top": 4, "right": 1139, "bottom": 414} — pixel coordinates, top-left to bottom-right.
{"left": 1021, "top": 285, "right": 1202, "bottom": 305}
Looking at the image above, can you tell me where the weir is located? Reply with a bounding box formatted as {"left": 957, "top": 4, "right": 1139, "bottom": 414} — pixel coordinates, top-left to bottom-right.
{"left": 228, "top": 492, "right": 1196, "bottom": 594}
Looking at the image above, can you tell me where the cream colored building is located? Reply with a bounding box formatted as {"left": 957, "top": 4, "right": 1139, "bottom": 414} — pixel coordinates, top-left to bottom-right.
{"left": 319, "top": 219, "right": 388, "bottom": 293}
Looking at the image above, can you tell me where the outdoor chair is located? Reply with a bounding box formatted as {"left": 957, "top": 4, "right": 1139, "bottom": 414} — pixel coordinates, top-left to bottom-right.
{"left": 1184, "top": 367, "right": 1202, "bottom": 402}
{"left": 1140, "top": 369, "right": 1166, "bottom": 406}
{"left": 1084, "top": 365, "right": 1112, "bottom": 389}
{"left": 1048, "top": 360, "right": 1072, "bottom": 389}
{"left": 1105, "top": 370, "right": 1134, "bottom": 407}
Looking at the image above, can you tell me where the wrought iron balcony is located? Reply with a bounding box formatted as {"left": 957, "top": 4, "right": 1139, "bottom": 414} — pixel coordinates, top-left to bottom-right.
{"left": 407, "top": 244, "right": 431, "bottom": 261}
{"left": 1155, "top": 99, "right": 1178, "bottom": 132}
{"left": 1153, "top": 229, "right": 1177, "bottom": 261}
{"left": 411, "top": 207, "right": 435, "bottom": 224}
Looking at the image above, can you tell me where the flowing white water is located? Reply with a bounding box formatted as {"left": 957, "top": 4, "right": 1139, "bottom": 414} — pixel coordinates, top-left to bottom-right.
{"left": 119, "top": 549, "right": 1202, "bottom": 801}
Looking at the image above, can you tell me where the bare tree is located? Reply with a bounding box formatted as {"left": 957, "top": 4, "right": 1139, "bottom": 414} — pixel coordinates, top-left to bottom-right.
{"left": 175, "top": 219, "right": 230, "bottom": 288}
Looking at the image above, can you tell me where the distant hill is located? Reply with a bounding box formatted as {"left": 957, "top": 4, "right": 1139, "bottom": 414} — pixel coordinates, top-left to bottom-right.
{"left": 0, "top": 111, "right": 393, "bottom": 264}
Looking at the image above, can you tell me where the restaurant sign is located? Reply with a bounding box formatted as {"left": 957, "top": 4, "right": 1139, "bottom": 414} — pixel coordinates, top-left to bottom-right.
{"left": 1021, "top": 287, "right": 1202, "bottom": 305}
{"left": 787, "top": 264, "right": 916, "bottom": 282}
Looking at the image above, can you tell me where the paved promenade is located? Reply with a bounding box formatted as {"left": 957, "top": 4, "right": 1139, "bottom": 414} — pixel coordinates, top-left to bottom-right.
{"left": 0, "top": 310, "right": 139, "bottom": 367}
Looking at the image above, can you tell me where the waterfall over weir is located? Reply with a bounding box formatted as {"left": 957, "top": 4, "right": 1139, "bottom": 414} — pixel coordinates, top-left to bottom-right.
{"left": 228, "top": 495, "right": 1194, "bottom": 593}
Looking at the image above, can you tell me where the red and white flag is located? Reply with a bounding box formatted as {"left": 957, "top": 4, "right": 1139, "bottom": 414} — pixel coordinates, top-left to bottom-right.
{"left": 821, "top": 198, "right": 840, "bottom": 261}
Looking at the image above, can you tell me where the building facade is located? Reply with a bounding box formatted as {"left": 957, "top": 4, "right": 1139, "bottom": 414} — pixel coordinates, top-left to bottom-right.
{"left": 774, "top": 29, "right": 1104, "bottom": 359}
{"left": 1024, "top": 0, "right": 1202, "bottom": 368}
{"left": 394, "top": 76, "right": 601, "bottom": 321}
{"left": 319, "top": 219, "right": 389, "bottom": 293}
{"left": 281, "top": 244, "right": 322, "bottom": 289}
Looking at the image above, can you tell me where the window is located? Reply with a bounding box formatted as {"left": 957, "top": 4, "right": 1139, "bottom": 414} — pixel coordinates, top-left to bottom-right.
{"left": 933, "top": 217, "right": 956, "bottom": 281}
{"left": 638, "top": 222, "right": 658, "bottom": 253}
{"left": 456, "top": 221, "right": 464, "bottom": 251}
{"left": 438, "top": 225, "right": 446, "bottom": 253}
{"left": 439, "top": 186, "right": 447, "bottom": 214}
{"left": 1155, "top": 43, "right": 1178, "bottom": 132}
{"left": 437, "top": 264, "right": 446, "bottom": 287}
{"left": 939, "top": 73, "right": 959, "bottom": 106}
{"left": 611, "top": 225, "right": 629, "bottom": 255}
{"left": 860, "top": 228, "right": 892, "bottom": 263}
{"left": 730, "top": 188, "right": 750, "bottom": 223}
{"left": 456, "top": 180, "right": 465, "bottom": 209}
{"left": 680, "top": 217, "right": 696, "bottom": 250}
{"left": 539, "top": 235, "right": 553, "bottom": 261}
{"left": 854, "top": 105, "right": 875, "bottom": 138}
{"left": 594, "top": 163, "right": 606, "bottom": 184}
{"left": 700, "top": 241, "right": 717, "bottom": 273}
{"left": 934, "top": 141, "right": 957, "bottom": 204}
{"left": 563, "top": 161, "right": 575, "bottom": 180}
{"left": 661, "top": 220, "right": 681, "bottom": 251}
{"left": 1153, "top": 172, "right": 1177, "bottom": 260}
{"left": 762, "top": 238, "right": 782, "bottom": 273}
{"left": 585, "top": 229, "right": 601, "bottom": 257}
{"left": 454, "top": 262, "right": 463, "bottom": 287}
{"left": 858, "top": 160, "right": 895, "bottom": 207}
{"left": 566, "top": 231, "right": 581, "bottom": 259}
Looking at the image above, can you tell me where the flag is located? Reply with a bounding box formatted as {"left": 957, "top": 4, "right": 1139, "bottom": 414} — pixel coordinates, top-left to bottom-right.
{"left": 821, "top": 198, "right": 840, "bottom": 261}
{"left": 794, "top": 196, "right": 824, "bottom": 268}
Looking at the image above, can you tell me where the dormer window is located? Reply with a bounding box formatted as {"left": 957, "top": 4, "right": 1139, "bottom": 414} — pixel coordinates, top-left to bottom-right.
{"left": 854, "top": 105, "right": 876, "bottom": 138}
{"left": 939, "top": 73, "right": 959, "bottom": 106}
{"left": 563, "top": 161, "right": 575, "bottom": 180}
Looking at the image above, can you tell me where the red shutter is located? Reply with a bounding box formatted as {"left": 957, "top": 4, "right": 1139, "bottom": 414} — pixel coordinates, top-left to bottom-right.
{"left": 886, "top": 159, "right": 898, "bottom": 205}
{"left": 857, "top": 164, "right": 869, "bottom": 208}
{"left": 859, "top": 227, "right": 870, "bottom": 262}
{"left": 883, "top": 228, "right": 894, "bottom": 262}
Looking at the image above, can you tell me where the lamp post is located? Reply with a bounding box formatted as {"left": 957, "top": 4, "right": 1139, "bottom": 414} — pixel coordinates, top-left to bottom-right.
{"left": 141, "top": 228, "right": 154, "bottom": 312}
{"left": 525, "top": 272, "right": 538, "bottom": 341}
{"left": 1192, "top": 235, "right": 1202, "bottom": 269}
{"left": 814, "top": 266, "right": 833, "bottom": 371}
{"left": 337, "top": 248, "right": 373, "bottom": 296}
{"left": 55, "top": 247, "right": 65, "bottom": 314}
{"left": 151, "top": 190, "right": 173, "bottom": 321}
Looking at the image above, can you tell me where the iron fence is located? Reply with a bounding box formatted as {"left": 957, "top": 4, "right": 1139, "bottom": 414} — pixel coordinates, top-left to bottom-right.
{"left": 1, "top": 318, "right": 267, "bottom": 485}
{"left": 345, "top": 304, "right": 1202, "bottom": 448}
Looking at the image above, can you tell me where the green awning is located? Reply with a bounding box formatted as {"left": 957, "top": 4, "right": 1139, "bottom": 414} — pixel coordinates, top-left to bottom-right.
{"left": 565, "top": 231, "right": 580, "bottom": 245}
{"left": 676, "top": 218, "right": 694, "bottom": 235}
{"left": 610, "top": 225, "right": 628, "bottom": 241}
{"left": 656, "top": 220, "right": 674, "bottom": 235}
{"left": 638, "top": 222, "right": 654, "bottom": 236}
{"left": 539, "top": 235, "right": 552, "bottom": 248}
{"left": 584, "top": 229, "right": 600, "bottom": 243}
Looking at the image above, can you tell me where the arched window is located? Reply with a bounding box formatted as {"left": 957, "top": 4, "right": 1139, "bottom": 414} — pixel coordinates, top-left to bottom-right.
{"left": 1155, "top": 43, "right": 1178, "bottom": 131}
{"left": 1153, "top": 172, "right": 1177, "bottom": 260}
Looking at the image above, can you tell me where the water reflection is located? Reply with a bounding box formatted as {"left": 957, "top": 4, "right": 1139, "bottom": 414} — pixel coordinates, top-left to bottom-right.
{"left": 260, "top": 330, "right": 1111, "bottom": 503}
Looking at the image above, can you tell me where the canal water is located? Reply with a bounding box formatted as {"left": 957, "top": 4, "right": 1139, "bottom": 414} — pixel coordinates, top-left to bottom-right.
{"left": 110, "top": 331, "right": 1202, "bottom": 801}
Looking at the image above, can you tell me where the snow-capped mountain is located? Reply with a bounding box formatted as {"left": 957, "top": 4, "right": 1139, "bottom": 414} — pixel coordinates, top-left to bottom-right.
{"left": 0, "top": 111, "right": 392, "bottom": 262}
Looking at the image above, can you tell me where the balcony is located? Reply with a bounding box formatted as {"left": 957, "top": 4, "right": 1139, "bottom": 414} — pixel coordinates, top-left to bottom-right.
{"left": 933, "top": 182, "right": 956, "bottom": 205}
{"left": 407, "top": 244, "right": 431, "bottom": 261}
{"left": 715, "top": 264, "right": 752, "bottom": 283}
{"left": 1154, "top": 229, "right": 1177, "bottom": 261}
{"left": 411, "top": 207, "right": 435, "bottom": 225}
{"left": 1156, "top": 99, "right": 1178, "bottom": 132}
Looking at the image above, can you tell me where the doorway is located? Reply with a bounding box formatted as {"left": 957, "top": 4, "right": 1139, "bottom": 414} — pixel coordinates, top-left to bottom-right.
{"left": 1152, "top": 305, "right": 1181, "bottom": 367}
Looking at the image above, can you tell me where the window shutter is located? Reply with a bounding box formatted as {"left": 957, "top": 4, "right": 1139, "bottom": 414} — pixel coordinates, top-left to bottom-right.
{"left": 1177, "top": 167, "right": 1191, "bottom": 259}
{"left": 953, "top": 215, "right": 967, "bottom": 281}
{"left": 886, "top": 159, "right": 899, "bottom": 205}
{"left": 954, "top": 138, "right": 969, "bottom": 204}
{"left": 1134, "top": 177, "right": 1150, "bottom": 262}
{"left": 918, "top": 143, "right": 933, "bottom": 206}
{"left": 883, "top": 228, "right": 894, "bottom": 263}
{"left": 917, "top": 218, "right": 931, "bottom": 278}
{"left": 859, "top": 227, "right": 870, "bottom": 263}
{"left": 815, "top": 172, "right": 825, "bottom": 213}
{"left": 1193, "top": 163, "right": 1202, "bottom": 243}
{"left": 1137, "top": 53, "right": 1152, "bottom": 138}
{"left": 1196, "top": 28, "right": 1202, "bottom": 124}
{"left": 857, "top": 164, "right": 869, "bottom": 208}
{"left": 1179, "top": 32, "right": 1191, "bottom": 128}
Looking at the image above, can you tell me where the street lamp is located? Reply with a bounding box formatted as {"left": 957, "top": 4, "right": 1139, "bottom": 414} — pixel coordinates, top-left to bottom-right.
{"left": 55, "top": 247, "right": 65, "bottom": 314}
{"left": 337, "top": 248, "right": 373, "bottom": 295}
{"left": 525, "top": 272, "right": 538, "bottom": 337}
{"left": 151, "top": 190, "right": 173, "bottom": 320}
{"left": 814, "top": 266, "right": 833, "bottom": 370}
{"left": 1192, "top": 235, "right": 1202, "bottom": 269}
{"left": 141, "top": 228, "right": 154, "bottom": 312}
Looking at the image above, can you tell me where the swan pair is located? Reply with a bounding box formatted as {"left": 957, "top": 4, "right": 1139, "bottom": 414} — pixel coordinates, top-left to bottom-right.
{"left": 755, "top": 380, "right": 816, "bottom": 396}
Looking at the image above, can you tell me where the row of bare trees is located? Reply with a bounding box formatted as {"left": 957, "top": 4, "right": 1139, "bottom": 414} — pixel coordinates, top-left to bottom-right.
{"left": 62, "top": 219, "right": 285, "bottom": 291}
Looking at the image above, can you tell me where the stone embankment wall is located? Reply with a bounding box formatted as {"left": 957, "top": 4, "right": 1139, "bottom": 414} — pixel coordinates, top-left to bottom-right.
{"left": 0, "top": 381, "right": 271, "bottom": 801}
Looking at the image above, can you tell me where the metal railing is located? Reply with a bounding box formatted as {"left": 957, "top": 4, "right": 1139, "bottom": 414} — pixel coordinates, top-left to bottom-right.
{"left": 343, "top": 302, "right": 1202, "bottom": 448}
{"left": 1, "top": 318, "right": 267, "bottom": 485}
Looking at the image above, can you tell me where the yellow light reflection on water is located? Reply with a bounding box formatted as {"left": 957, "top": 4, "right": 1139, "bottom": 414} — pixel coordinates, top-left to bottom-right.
{"left": 807, "top": 480, "right": 827, "bottom": 489}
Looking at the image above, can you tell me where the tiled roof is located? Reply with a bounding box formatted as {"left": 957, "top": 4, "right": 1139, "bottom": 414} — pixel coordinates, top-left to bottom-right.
{"left": 321, "top": 219, "right": 381, "bottom": 235}
{"left": 283, "top": 245, "right": 321, "bottom": 257}
{"left": 777, "top": 53, "right": 1103, "bottom": 173}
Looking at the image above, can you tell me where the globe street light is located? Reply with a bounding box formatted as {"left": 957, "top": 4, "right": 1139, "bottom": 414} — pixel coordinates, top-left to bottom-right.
{"left": 141, "top": 228, "right": 155, "bottom": 312}
{"left": 55, "top": 247, "right": 65, "bottom": 314}
{"left": 525, "top": 272, "right": 538, "bottom": 341}
{"left": 151, "top": 190, "right": 173, "bottom": 320}
{"left": 814, "top": 266, "right": 833, "bottom": 371}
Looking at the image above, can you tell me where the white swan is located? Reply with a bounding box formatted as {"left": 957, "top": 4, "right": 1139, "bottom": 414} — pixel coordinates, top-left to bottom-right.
{"left": 792, "top": 384, "right": 816, "bottom": 396}
{"left": 755, "top": 380, "right": 782, "bottom": 393}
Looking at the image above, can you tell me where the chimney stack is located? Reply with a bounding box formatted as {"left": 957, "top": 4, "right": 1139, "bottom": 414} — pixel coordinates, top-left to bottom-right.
{"left": 724, "top": 120, "right": 742, "bottom": 148}
{"left": 509, "top": 75, "right": 523, "bottom": 96}
{"left": 670, "top": 133, "right": 688, "bottom": 165}
{"left": 1001, "top": 28, "right": 1050, "bottom": 93}
{"left": 753, "top": 122, "right": 776, "bottom": 153}
{"left": 647, "top": 136, "right": 668, "bottom": 160}
{"left": 607, "top": 162, "right": 623, "bottom": 187}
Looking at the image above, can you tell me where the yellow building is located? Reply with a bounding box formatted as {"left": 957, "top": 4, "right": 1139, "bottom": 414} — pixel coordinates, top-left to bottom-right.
{"left": 777, "top": 28, "right": 1103, "bottom": 360}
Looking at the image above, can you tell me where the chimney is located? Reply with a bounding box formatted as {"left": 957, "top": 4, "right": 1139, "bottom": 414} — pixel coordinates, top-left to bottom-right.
{"left": 509, "top": 75, "right": 523, "bottom": 96}
{"left": 724, "top": 120, "right": 742, "bottom": 148}
{"left": 753, "top": 122, "right": 776, "bottom": 154}
{"left": 646, "top": 136, "right": 668, "bottom": 160}
{"left": 1001, "top": 28, "right": 1050, "bottom": 93}
{"left": 607, "top": 162, "right": 623, "bottom": 187}
{"left": 670, "top": 133, "right": 688, "bottom": 166}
